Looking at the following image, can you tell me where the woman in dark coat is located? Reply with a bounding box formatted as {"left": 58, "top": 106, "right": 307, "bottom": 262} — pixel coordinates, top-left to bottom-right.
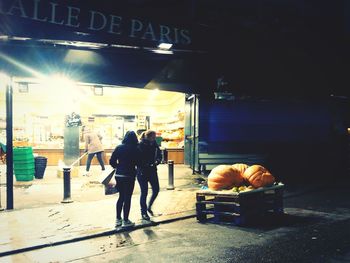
{"left": 137, "top": 130, "right": 162, "bottom": 220}
{"left": 110, "top": 131, "right": 140, "bottom": 228}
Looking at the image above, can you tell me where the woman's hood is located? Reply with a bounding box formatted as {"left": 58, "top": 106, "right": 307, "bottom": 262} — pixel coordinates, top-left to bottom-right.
{"left": 122, "top": 131, "right": 138, "bottom": 145}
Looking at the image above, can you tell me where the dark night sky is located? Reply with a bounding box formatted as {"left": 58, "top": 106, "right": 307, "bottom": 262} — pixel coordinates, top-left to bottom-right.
{"left": 0, "top": 0, "right": 348, "bottom": 97}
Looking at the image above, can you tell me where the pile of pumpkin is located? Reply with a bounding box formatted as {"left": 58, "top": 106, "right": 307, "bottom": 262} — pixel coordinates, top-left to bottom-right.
{"left": 208, "top": 164, "right": 275, "bottom": 192}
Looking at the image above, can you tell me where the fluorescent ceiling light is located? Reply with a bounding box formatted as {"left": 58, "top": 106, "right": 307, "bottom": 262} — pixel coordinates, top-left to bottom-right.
{"left": 12, "top": 36, "right": 31, "bottom": 41}
{"left": 152, "top": 49, "right": 174, "bottom": 55}
{"left": 158, "top": 43, "right": 173, "bottom": 50}
{"left": 94, "top": 86, "right": 103, "bottom": 96}
{"left": 18, "top": 82, "right": 29, "bottom": 93}
{"left": 39, "top": 40, "right": 108, "bottom": 49}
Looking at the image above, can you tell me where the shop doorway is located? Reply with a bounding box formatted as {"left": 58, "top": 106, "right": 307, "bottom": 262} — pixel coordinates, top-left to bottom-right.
{"left": 1, "top": 77, "right": 198, "bottom": 209}
{"left": 2, "top": 79, "right": 191, "bottom": 165}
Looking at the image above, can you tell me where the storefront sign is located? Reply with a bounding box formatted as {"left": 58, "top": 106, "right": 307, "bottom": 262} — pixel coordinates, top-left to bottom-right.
{"left": 0, "top": 0, "right": 192, "bottom": 46}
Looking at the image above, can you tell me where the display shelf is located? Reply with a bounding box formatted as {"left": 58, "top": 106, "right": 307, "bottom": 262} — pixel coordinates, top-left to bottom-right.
{"left": 152, "top": 111, "right": 185, "bottom": 148}
{"left": 155, "top": 126, "right": 184, "bottom": 132}
{"left": 152, "top": 117, "right": 183, "bottom": 125}
{"left": 152, "top": 121, "right": 184, "bottom": 130}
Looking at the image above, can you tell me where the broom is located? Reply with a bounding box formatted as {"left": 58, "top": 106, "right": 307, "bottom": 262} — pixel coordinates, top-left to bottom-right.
{"left": 57, "top": 152, "right": 88, "bottom": 177}
{"left": 70, "top": 152, "right": 88, "bottom": 167}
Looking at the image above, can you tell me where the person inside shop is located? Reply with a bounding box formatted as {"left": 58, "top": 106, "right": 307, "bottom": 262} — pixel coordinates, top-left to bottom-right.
{"left": 137, "top": 130, "right": 162, "bottom": 221}
{"left": 109, "top": 131, "right": 140, "bottom": 228}
{"left": 83, "top": 126, "right": 105, "bottom": 176}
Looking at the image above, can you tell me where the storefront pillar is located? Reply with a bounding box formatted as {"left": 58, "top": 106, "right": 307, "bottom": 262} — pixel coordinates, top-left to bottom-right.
{"left": 5, "top": 78, "right": 13, "bottom": 210}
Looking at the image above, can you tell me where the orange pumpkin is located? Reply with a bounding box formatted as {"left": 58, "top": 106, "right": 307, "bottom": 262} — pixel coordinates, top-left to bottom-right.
{"left": 243, "top": 165, "right": 275, "bottom": 188}
{"left": 208, "top": 165, "right": 244, "bottom": 190}
{"left": 231, "top": 163, "right": 249, "bottom": 176}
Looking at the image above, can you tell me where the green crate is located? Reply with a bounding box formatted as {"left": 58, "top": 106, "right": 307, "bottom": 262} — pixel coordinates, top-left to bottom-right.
{"left": 13, "top": 155, "right": 34, "bottom": 162}
{"left": 15, "top": 173, "right": 34, "bottom": 181}
{"left": 14, "top": 167, "right": 35, "bottom": 174}
{"left": 13, "top": 147, "right": 33, "bottom": 154}
{"left": 13, "top": 147, "right": 34, "bottom": 161}
{"left": 14, "top": 162, "right": 35, "bottom": 170}
{"left": 13, "top": 153, "right": 34, "bottom": 161}
{"left": 13, "top": 160, "right": 35, "bottom": 165}
{"left": 14, "top": 168, "right": 35, "bottom": 175}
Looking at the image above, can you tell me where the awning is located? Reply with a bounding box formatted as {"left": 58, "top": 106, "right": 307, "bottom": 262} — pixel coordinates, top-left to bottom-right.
{"left": 0, "top": 40, "right": 212, "bottom": 93}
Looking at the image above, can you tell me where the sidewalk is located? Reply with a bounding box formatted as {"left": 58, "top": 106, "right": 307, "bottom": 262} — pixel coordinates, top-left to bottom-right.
{"left": 0, "top": 165, "right": 202, "bottom": 256}
{"left": 0, "top": 164, "right": 201, "bottom": 210}
{"left": 2, "top": 163, "right": 340, "bottom": 257}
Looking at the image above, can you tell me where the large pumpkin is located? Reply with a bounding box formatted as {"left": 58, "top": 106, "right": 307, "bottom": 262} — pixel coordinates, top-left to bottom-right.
{"left": 231, "top": 163, "right": 249, "bottom": 176}
{"left": 208, "top": 165, "right": 244, "bottom": 190}
{"left": 243, "top": 165, "right": 275, "bottom": 188}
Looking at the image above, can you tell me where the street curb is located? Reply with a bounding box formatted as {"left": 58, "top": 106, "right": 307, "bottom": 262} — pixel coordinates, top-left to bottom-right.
{"left": 0, "top": 211, "right": 197, "bottom": 258}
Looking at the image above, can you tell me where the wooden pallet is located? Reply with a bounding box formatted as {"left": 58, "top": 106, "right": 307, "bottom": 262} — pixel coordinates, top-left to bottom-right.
{"left": 196, "top": 183, "right": 284, "bottom": 225}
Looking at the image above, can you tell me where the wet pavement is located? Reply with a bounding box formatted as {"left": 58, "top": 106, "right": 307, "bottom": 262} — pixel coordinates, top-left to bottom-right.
{"left": 0, "top": 164, "right": 201, "bottom": 257}
{"left": 1, "top": 164, "right": 350, "bottom": 262}
{"left": 0, "top": 164, "right": 200, "bottom": 209}
{"left": 1, "top": 185, "right": 350, "bottom": 263}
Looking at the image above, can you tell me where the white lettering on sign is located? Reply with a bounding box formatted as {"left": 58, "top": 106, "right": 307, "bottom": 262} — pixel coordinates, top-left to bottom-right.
{"left": 174, "top": 27, "right": 179, "bottom": 44}
{"left": 108, "top": 15, "right": 122, "bottom": 34}
{"left": 66, "top": 6, "right": 80, "bottom": 28}
{"left": 49, "top": 2, "right": 64, "bottom": 25}
{"left": 7, "top": 0, "right": 27, "bottom": 18}
{"left": 0, "top": 0, "right": 192, "bottom": 46}
{"left": 142, "top": 22, "right": 156, "bottom": 41}
{"left": 159, "top": 24, "right": 172, "bottom": 43}
{"left": 129, "top": 18, "right": 143, "bottom": 37}
{"left": 33, "top": 0, "right": 47, "bottom": 22}
{"left": 88, "top": 10, "right": 107, "bottom": 31}
{"left": 180, "top": 29, "right": 191, "bottom": 44}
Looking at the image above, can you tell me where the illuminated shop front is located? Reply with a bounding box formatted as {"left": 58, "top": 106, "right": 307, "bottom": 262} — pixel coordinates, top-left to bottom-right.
{"left": 0, "top": 79, "right": 186, "bottom": 165}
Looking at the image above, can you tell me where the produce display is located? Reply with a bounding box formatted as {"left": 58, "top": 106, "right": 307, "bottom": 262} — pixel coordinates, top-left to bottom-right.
{"left": 161, "top": 129, "right": 184, "bottom": 141}
{"left": 208, "top": 165, "right": 244, "bottom": 191}
{"left": 243, "top": 165, "right": 275, "bottom": 188}
{"left": 207, "top": 163, "right": 275, "bottom": 192}
{"left": 231, "top": 185, "right": 254, "bottom": 193}
{"left": 231, "top": 163, "right": 249, "bottom": 176}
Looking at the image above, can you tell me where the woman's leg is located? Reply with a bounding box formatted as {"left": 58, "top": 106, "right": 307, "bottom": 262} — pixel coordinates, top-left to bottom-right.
{"left": 96, "top": 151, "right": 105, "bottom": 171}
{"left": 86, "top": 153, "right": 94, "bottom": 172}
{"left": 123, "top": 178, "right": 135, "bottom": 221}
{"left": 137, "top": 173, "right": 149, "bottom": 215}
{"left": 148, "top": 170, "right": 160, "bottom": 211}
{"left": 116, "top": 178, "right": 125, "bottom": 220}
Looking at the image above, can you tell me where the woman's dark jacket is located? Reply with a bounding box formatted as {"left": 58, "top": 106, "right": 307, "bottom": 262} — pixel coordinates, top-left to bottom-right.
{"left": 138, "top": 139, "right": 162, "bottom": 170}
{"left": 109, "top": 132, "right": 140, "bottom": 178}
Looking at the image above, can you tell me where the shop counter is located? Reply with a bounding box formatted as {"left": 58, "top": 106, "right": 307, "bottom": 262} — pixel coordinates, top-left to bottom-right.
{"left": 33, "top": 149, "right": 114, "bottom": 166}
{"left": 34, "top": 148, "right": 184, "bottom": 165}
{"left": 33, "top": 149, "right": 63, "bottom": 166}
{"left": 163, "top": 148, "right": 184, "bottom": 164}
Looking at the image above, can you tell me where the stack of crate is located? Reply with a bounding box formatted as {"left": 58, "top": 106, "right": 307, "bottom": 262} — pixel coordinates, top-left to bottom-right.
{"left": 13, "top": 147, "right": 34, "bottom": 181}
{"left": 196, "top": 183, "right": 284, "bottom": 225}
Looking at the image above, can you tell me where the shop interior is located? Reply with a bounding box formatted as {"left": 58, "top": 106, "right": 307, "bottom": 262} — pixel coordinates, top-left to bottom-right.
{"left": 0, "top": 76, "right": 187, "bottom": 166}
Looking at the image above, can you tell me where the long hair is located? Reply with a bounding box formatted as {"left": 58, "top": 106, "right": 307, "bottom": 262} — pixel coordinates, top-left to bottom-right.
{"left": 144, "top": 130, "right": 156, "bottom": 140}
{"left": 122, "top": 131, "right": 138, "bottom": 145}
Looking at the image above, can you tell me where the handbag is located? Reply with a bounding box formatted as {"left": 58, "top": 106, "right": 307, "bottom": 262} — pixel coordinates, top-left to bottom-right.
{"left": 101, "top": 168, "right": 118, "bottom": 195}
